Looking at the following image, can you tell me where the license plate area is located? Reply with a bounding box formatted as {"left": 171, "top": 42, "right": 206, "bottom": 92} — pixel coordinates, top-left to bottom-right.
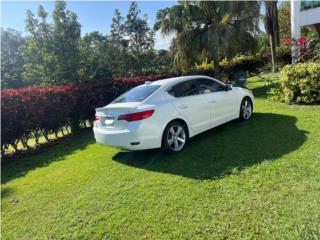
{"left": 103, "top": 116, "right": 115, "bottom": 126}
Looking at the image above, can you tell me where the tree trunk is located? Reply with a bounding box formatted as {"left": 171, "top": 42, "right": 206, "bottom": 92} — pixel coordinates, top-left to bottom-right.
{"left": 270, "top": 34, "right": 276, "bottom": 72}
{"left": 213, "top": 59, "right": 220, "bottom": 79}
{"left": 34, "top": 130, "right": 40, "bottom": 145}
{"left": 11, "top": 141, "right": 19, "bottom": 152}
{"left": 61, "top": 127, "right": 65, "bottom": 136}
{"left": 70, "top": 119, "right": 80, "bottom": 134}
{"left": 264, "top": 0, "right": 278, "bottom": 72}
{"left": 274, "top": 1, "right": 280, "bottom": 46}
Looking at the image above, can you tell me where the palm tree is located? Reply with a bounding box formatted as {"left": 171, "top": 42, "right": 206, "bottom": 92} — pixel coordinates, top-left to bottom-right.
{"left": 154, "top": 1, "right": 260, "bottom": 76}
{"left": 264, "top": 0, "right": 280, "bottom": 72}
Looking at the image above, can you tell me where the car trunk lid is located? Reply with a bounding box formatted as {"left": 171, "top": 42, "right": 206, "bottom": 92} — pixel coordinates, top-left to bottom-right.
{"left": 95, "top": 102, "right": 141, "bottom": 130}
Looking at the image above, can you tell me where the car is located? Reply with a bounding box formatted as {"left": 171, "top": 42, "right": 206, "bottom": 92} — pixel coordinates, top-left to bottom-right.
{"left": 93, "top": 75, "right": 254, "bottom": 153}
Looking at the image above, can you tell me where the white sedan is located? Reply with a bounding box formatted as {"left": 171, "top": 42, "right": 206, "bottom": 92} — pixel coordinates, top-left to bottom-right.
{"left": 93, "top": 75, "right": 254, "bottom": 153}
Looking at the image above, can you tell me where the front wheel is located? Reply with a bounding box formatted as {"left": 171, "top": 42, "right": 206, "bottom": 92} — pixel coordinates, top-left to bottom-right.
{"left": 162, "top": 121, "right": 188, "bottom": 153}
{"left": 239, "top": 98, "right": 253, "bottom": 120}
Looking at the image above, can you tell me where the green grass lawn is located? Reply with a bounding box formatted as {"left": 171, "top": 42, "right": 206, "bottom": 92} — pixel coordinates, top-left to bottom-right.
{"left": 2, "top": 74, "right": 320, "bottom": 239}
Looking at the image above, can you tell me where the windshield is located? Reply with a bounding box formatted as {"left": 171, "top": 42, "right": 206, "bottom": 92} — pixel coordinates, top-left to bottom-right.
{"left": 113, "top": 85, "right": 160, "bottom": 103}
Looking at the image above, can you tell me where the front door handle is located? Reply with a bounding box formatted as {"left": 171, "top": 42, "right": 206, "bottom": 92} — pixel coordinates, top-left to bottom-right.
{"left": 209, "top": 100, "right": 216, "bottom": 104}
{"left": 178, "top": 104, "right": 188, "bottom": 109}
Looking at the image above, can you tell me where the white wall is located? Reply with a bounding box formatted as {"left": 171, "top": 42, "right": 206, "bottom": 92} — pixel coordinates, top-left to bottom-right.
{"left": 300, "top": 7, "right": 320, "bottom": 27}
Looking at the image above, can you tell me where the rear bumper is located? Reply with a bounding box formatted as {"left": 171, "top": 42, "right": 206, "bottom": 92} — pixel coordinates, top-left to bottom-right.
{"left": 93, "top": 125, "right": 161, "bottom": 150}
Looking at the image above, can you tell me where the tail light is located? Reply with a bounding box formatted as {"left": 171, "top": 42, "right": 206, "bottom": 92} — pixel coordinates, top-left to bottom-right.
{"left": 118, "top": 110, "right": 155, "bottom": 122}
{"left": 95, "top": 115, "right": 100, "bottom": 121}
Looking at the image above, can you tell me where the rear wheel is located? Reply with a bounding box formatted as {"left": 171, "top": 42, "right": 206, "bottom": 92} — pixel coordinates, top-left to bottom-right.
{"left": 239, "top": 98, "right": 253, "bottom": 120}
{"left": 162, "top": 121, "right": 188, "bottom": 153}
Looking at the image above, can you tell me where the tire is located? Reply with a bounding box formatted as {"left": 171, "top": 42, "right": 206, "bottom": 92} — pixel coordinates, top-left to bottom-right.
{"left": 239, "top": 98, "right": 253, "bottom": 121}
{"left": 162, "top": 121, "right": 188, "bottom": 153}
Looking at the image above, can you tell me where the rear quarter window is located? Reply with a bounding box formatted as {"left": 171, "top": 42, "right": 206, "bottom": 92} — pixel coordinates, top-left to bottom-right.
{"left": 113, "top": 85, "right": 160, "bottom": 103}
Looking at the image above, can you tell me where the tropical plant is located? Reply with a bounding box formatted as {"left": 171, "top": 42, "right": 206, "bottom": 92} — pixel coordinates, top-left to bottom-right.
{"left": 154, "top": 1, "right": 260, "bottom": 76}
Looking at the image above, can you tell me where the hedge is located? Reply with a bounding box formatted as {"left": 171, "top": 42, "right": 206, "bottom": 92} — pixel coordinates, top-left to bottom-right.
{"left": 1, "top": 73, "right": 176, "bottom": 154}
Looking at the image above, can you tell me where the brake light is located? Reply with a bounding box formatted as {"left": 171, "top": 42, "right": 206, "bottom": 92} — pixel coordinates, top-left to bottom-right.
{"left": 95, "top": 115, "right": 100, "bottom": 121}
{"left": 118, "top": 110, "right": 155, "bottom": 122}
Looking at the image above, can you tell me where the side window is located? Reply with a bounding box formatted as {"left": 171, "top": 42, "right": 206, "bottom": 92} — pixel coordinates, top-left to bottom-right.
{"left": 198, "top": 79, "right": 226, "bottom": 94}
{"left": 168, "top": 80, "right": 199, "bottom": 97}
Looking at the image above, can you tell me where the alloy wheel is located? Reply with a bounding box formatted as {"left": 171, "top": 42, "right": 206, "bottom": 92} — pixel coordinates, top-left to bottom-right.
{"left": 167, "top": 125, "right": 186, "bottom": 152}
{"left": 241, "top": 99, "right": 252, "bottom": 120}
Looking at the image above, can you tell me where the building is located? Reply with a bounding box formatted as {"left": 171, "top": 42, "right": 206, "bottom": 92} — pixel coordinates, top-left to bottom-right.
{"left": 291, "top": 0, "right": 320, "bottom": 62}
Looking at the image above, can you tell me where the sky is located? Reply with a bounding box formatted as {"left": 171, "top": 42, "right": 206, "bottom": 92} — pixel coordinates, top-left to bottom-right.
{"left": 1, "top": 1, "right": 176, "bottom": 49}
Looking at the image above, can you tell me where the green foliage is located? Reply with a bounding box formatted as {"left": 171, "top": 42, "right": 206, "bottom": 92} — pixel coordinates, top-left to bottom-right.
{"left": 195, "top": 58, "right": 213, "bottom": 71}
{"left": 21, "top": 1, "right": 81, "bottom": 85}
{"left": 1, "top": 28, "right": 25, "bottom": 89}
{"left": 155, "top": 1, "right": 260, "bottom": 74}
{"left": 222, "top": 55, "right": 267, "bottom": 80}
{"left": 193, "top": 54, "right": 267, "bottom": 80}
{"left": 124, "top": 2, "right": 154, "bottom": 60}
{"left": 79, "top": 32, "right": 112, "bottom": 81}
{"left": 256, "top": 32, "right": 270, "bottom": 55}
{"left": 108, "top": 2, "right": 156, "bottom": 76}
{"left": 270, "top": 62, "right": 320, "bottom": 104}
{"left": 278, "top": 1, "right": 291, "bottom": 41}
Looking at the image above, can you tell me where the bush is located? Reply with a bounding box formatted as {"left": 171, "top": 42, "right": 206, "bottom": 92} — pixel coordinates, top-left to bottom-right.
{"left": 219, "top": 55, "right": 267, "bottom": 81}
{"left": 192, "top": 55, "right": 267, "bottom": 81}
{"left": 1, "top": 74, "right": 176, "bottom": 154}
{"left": 269, "top": 62, "right": 320, "bottom": 104}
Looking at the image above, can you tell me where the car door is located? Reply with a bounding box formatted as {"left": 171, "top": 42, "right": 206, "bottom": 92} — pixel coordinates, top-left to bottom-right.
{"left": 167, "top": 80, "right": 211, "bottom": 135}
{"left": 198, "top": 78, "right": 238, "bottom": 127}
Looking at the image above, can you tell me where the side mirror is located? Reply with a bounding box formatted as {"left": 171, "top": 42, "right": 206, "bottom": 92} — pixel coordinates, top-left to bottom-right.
{"left": 226, "top": 84, "right": 232, "bottom": 91}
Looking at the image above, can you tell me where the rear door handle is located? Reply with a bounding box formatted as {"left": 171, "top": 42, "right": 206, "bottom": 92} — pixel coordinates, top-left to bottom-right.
{"left": 178, "top": 104, "right": 188, "bottom": 109}
{"left": 209, "top": 100, "right": 216, "bottom": 104}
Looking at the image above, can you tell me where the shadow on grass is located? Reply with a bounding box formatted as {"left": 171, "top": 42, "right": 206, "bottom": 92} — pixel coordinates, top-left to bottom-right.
{"left": 1, "top": 129, "right": 95, "bottom": 185}
{"left": 252, "top": 85, "right": 269, "bottom": 98}
{"left": 113, "top": 113, "right": 307, "bottom": 180}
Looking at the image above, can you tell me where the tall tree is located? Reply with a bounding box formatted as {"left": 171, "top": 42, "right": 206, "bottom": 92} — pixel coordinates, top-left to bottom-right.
{"left": 107, "top": 3, "right": 155, "bottom": 76}
{"left": 1, "top": 28, "right": 25, "bottom": 89}
{"left": 278, "top": 1, "right": 291, "bottom": 41}
{"left": 124, "top": 1, "right": 154, "bottom": 74}
{"left": 21, "top": 0, "right": 81, "bottom": 85}
{"left": 155, "top": 1, "right": 260, "bottom": 75}
{"left": 264, "top": 0, "right": 280, "bottom": 72}
{"left": 108, "top": 9, "right": 132, "bottom": 76}
{"left": 51, "top": 0, "right": 81, "bottom": 83}
{"left": 79, "top": 31, "right": 112, "bottom": 81}
{"left": 21, "top": 7, "right": 52, "bottom": 84}
{"left": 110, "top": 9, "right": 126, "bottom": 48}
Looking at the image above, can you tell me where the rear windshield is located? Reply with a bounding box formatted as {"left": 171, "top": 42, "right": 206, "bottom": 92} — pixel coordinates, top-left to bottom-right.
{"left": 113, "top": 85, "right": 160, "bottom": 103}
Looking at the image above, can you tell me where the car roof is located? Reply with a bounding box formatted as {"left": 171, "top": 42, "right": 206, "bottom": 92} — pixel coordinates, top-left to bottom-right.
{"left": 149, "top": 75, "right": 222, "bottom": 87}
